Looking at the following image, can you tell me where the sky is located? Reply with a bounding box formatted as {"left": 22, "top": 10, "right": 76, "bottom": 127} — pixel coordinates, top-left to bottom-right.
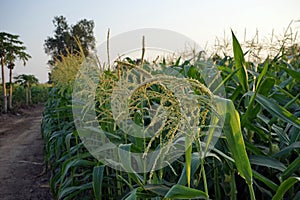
{"left": 1, "top": 0, "right": 299, "bottom": 83}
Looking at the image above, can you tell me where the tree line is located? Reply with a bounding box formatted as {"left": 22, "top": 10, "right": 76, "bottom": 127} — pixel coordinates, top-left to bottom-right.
{"left": 0, "top": 15, "right": 96, "bottom": 113}
{"left": 0, "top": 32, "right": 32, "bottom": 113}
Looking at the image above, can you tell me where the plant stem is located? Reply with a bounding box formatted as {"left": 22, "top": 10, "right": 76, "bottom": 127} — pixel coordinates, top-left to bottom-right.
{"left": 248, "top": 184, "right": 256, "bottom": 200}
{"left": 213, "top": 159, "right": 221, "bottom": 200}
{"left": 200, "top": 159, "right": 209, "bottom": 200}
{"left": 230, "top": 171, "right": 237, "bottom": 200}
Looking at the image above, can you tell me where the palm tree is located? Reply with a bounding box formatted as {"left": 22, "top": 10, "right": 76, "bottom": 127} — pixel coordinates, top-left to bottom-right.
{"left": 7, "top": 61, "right": 15, "bottom": 109}
{"left": 0, "top": 32, "right": 31, "bottom": 112}
{"left": 14, "top": 74, "right": 39, "bottom": 105}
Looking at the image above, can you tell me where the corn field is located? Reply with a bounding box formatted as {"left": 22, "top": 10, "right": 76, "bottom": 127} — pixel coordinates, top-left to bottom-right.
{"left": 41, "top": 30, "right": 300, "bottom": 199}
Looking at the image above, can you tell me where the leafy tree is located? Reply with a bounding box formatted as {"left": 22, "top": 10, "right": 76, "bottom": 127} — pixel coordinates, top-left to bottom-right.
{"left": 14, "top": 74, "right": 39, "bottom": 105}
{"left": 44, "top": 16, "right": 95, "bottom": 65}
{"left": 0, "top": 32, "right": 31, "bottom": 113}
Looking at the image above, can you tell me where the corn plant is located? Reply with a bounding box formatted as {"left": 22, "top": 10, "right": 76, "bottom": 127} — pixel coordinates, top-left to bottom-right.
{"left": 214, "top": 31, "right": 300, "bottom": 199}
{"left": 41, "top": 31, "right": 300, "bottom": 200}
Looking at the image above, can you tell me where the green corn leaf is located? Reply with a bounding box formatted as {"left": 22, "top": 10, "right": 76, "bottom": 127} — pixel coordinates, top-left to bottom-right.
{"left": 256, "top": 58, "right": 269, "bottom": 89}
{"left": 213, "top": 67, "right": 239, "bottom": 94}
{"left": 280, "top": 157, "right": 300, "bottom": 181}
{"left": 257, "top": 77, "right": 275, "bottom": 96}
{"left": 231, "top": 30, "right": 249, "bottom": 92}
{"left": 164, "top": 184, "right": 207, "bottom": 199}
{"left": 272, "top": 177, "right": 300, "bottom": 200}
{"left": 244, "top": 122, "right": 269, "bottom": 142}
{"left": 273, "top": 142, "right": 300, "bottom": 158}
{"left": 230, "top": 85, "right": 243, "bottom": 101}
{"left": 203, "top": 110, "right": 222, "bottom": 155}
{"left": 185, "top": 132, "right": 193, "bottom": 187}
{"left": 123, "top": 188, "right": 138, "bottom": 200}
{"left": 60, "top": 158, "right": 96, "bottom": 186}
{"left": 250, "top": 155, "right": 287, "bottom": 172}
{"left": 178, "top": 153, "right": 201, "bottom": 186}
{"left": 216, "top": 97, "right": 253, "bottom": 186}
{"left": 245, "top": 141, "right": 265, "bottom": 156}
{"left": 212, "top": 147, "right": 235, "bottom": 162}
{"left": 254, "top": 94, "right": 300, "bottom": 129}
{"left": 58, "top": 182, "right": 93, "bottom": 200}
{"left": 93, "top": 165, "right": 105, "bottom": 200}
{"left": 279, "top": 66, "right": 300, "bottom": 82}
{"left": 144, "top": 184, "right": 170, "bottom": 196}
{"left": 65, "top": 132, "right": 72, "bottom": 152}
{"left": 272, "top": 124, "right": 290, "bottom": 145}
{"left": 242, "top": 76, "right": 274, "bottom": 125}
{"left": 252, "top": 170, "right": 278, "bottom": 191}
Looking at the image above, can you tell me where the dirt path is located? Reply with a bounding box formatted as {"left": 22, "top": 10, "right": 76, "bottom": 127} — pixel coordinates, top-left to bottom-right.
{"left": 0, "top": 105, "right": 51, "bottom": 200}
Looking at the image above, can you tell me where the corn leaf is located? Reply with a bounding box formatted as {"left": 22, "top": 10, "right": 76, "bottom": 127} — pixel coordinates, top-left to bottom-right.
{"left": 216, "top": 97, "right": 253, "bottom": 186}
{"left": 250, "top": 155, "right": 287, "bottom": 172}
{"left": 256, "top": 58, "right": 269, "bottom": 89}
{"left": 232, "top": 30, "right": 249, "bottom": 92}
{"left": 123, "top": 188, "right": 138, "bottom": 200}
{"left": 257, "top": 77, "right": 275, "bottom": 96}
{"left": 273, "top": 142, "right": 300, "bottom": 158}
{"left": 178, "top": 153, "right": 201, "bottom": 186}
{"left": 164, "top": 184, "right": 207, "bottom": 199}
{"left": 185, "top": 133, "right": 193, "bottom": 187}
{"left": 279, "top": 66, "right": 300, "bottom": 82}
{"left": 144, "top": 184, "right": 170, "bottom": 196}
{"left": 280, "top": 157, "right": 300, "bottom": 181}
{"left": 272, "top": 177, "right": 300, "bottom": 200}
{"left": 58, "top": 183, "right": 93, "bottom": 200}
{"left": 254, "top": 94, "right": 300, "bottom": 129}
{"left": 252, "top": 170, "right": 278, "bottom": 192}
{"left": 93, "top": 165, "right": 105, "bottom": 200}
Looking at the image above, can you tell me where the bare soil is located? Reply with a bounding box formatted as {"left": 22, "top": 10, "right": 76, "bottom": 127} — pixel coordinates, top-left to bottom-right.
{"left": 0, "top": 105, "right": 52, "bottom": 200}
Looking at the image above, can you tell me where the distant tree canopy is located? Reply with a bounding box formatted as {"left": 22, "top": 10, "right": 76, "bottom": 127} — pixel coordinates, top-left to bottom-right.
{"left": 14, "top": 74, "right": 39, "bottom": 87}
{"left": 0, "top": 32, "right": 31, "bottom": 66}
{"left": 44, "top": 16, "right": 96, "bottom": 65}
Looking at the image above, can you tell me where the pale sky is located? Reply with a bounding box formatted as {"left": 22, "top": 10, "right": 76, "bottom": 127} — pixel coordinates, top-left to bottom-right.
{"left": 1, "top": 0, "right": 299, "bottom": 83}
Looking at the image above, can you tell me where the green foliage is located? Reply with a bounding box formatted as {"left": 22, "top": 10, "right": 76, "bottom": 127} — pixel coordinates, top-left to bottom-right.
{"left": 0, "top": 31, "right": 31, "bottom": 113}
{"left": 50, "top": 44, "right": 84, "bottom": 92}
{"left": 0, "top": 32, "right": 31, "bottom": 65}
{"left": 272, "top": 177, "right": 300, "bottom": 200}
{"left": 30, "top": 84, "right": 49, "bottom": 104}
{"left": 41, "top": 30, "right": 300, "bottom": 200}
{"left": 217, "top": 31, "right": 300, "bottom": 199}
{"left": 231, "top": 30, "right": 249, "bottom": 92}
{"left": 15, "top": 84, "right": 48, "bottom": 104}
{"left": 14, "top": 74, "right": 39, "bottom": 87}
{"left": 0, "top": 83, "right": 48, "bottom": 110}
{"left": 164, "top": 184, "right": 207, "bottom": 199}
{"left": 44, "top": 15, "right": 95, "bottom": 65}
{"left": 14, "top": 74, "right": 40, "bottom": 105}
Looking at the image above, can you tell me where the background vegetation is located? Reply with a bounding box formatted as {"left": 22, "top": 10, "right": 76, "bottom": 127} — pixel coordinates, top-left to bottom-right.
{"left": 0, "top": 32, "right": 31, "bottom": 113}
{"left": 0, "top": 82, "right": 49, "bottom": 112}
